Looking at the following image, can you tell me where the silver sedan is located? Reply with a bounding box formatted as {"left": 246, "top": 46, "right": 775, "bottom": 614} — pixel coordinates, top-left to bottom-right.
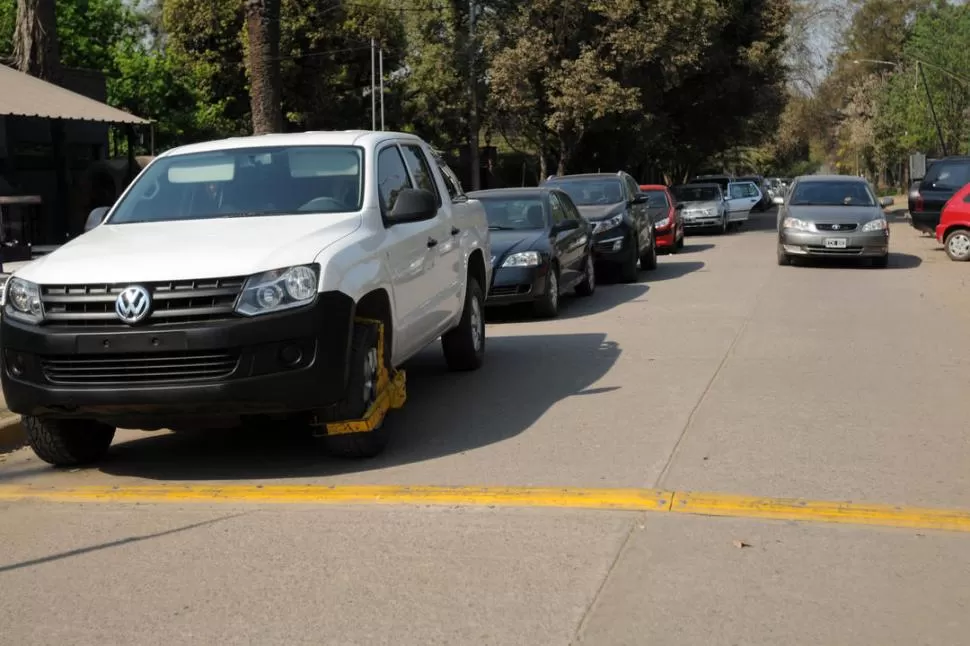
{"left": 775, "top": 175, "right": 894, "bottom": 268}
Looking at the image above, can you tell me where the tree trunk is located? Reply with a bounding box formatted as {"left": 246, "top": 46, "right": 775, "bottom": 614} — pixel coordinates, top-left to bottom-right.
{"left": 245, "top": 0, "right": 283, "bottom": 135}
{"left": 538, "top": 154, "right": 547, "bottom": 181}
{"left": 12, "top": 0, "right": 61, "bottom": 81}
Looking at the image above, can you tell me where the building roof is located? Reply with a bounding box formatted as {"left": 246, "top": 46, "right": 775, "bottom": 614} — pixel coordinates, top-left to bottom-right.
{"left": 0, "top": 64, "right": 148, "bottom": 125}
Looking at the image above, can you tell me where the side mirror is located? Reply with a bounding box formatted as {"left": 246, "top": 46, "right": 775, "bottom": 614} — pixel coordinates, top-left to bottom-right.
{"left": 772, "top": 195, "right": 785, "bottom": 206}
{"left": 551, "top": 219, "right": 580, "bottom": 234}
{"left": 632, "top": 193, "right": 648, "bottom": 205}
{"left": 879, "top": 197, "right": 895, "bottom": 207}
{"left": 85, "top": 207, "right": 110, "bottom": 232}
{"left": 387, "top": 188, "right": 438, "bottom": 224}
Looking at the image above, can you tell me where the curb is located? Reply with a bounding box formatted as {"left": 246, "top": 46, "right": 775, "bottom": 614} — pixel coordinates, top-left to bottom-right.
{"left": 0, "top": 413, "right": 25, "bottom": 454}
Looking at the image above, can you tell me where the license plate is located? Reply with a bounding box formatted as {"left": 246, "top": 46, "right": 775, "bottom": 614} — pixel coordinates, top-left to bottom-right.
{"left": 824, "top": 238, "right": 847, "bottom": 249}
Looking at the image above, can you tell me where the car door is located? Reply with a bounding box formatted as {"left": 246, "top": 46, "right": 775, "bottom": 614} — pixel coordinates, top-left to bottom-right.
{"left": 549, "top": 191, "right": 585, "bottom": 285}
{"left": 398, "top": 141, "right": 460, "bottom": 340}
{"left": 919, "top": 160, "right": 970, "bottom": 219}
{"left": 379, "top": 144, "right": 445, "bottom": 358}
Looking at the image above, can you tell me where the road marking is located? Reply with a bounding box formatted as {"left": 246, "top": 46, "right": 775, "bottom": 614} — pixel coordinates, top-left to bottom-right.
{"left": 1, "top": 484, "right": 968, "bottom": 532}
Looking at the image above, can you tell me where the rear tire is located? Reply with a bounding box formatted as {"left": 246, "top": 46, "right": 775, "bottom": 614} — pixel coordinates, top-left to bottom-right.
{"left": 620, "top": 239, "right": 640, "bottom": 283}
{"left": 442, "top": 276, "right": 486, "bottom": 371}
{"left": 23, "top": 416, "right": 115, "bottom": 467}
{"left": 534, "top": 266, "right": 560, "bottom": 318}
{"left": 676, "top": 232, "right": 685, "bottom": 250}
{"left": 320, "top": 321, "right": 389, "bottom": 459}
{"left": 640, "top": 238, "right": 658, "bottom": 271}
{"left": 575, "top": 255, "right": 596, "bottom": 296}
{"left": 944, "top": 228, "right": 970, "bottom": 261}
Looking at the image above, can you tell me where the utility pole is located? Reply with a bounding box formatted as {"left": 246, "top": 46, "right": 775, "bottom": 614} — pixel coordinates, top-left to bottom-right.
{"left": 467, "top": 0, "right": 480, "bottom": 190}
{"left": 917, "top": 62, "right": 948, "bottom": 157}
{"left": 370, "top": 38, "right": 376, "bottom": 131}
{"left": 379, "top": 44, "right": 385, "bottom": 131}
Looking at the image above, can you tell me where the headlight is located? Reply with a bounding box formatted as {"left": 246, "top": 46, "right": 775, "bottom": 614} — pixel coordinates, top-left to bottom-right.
{"left": 502, "top": 251, "right": 542, "bottom": 267}
{"left": 235, "top": 265, "right": 319, "bottom": 316}
{"left": 655, "top": 215, "right": 671, "bottom": 228}
{"left": 861, "top": 218, "right": 888, "bottom": 232}
{"left": 782, "top": 217, "right": 815, "bottom": 232}
{"left": 4, "top": 277, "right": 44, "bottom": 323}
{"left": 593, "top": 214, "right": 624, "bottom": 234}
{"left": 701, "top": 208, "right": 715, "bottom": 216}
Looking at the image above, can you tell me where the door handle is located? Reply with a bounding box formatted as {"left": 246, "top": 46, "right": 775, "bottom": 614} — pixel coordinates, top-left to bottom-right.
{"left": 427, "top": 237, "right": 438, "bottom": 248}
{"left": 451, "top": 226, "right": 460, "bottom": 236}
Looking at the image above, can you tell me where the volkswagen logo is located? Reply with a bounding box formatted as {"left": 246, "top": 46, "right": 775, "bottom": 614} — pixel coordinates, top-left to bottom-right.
{"left": 115, "top": 286, "right": 152, "bottom": 324}
{"left": 831, "top": 224, "right": 841, "bottom": 230}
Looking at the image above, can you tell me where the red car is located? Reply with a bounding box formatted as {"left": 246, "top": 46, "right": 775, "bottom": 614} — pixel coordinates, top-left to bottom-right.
{"left": 639, "top": 184, "right": 684, "bottom": 252}
{"left": 936, "top": 183, "right": 970, "bottom": 261}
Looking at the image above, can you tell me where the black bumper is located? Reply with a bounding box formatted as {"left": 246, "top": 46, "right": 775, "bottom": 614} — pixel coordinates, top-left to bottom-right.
{"left": 487, "top": 265, "right": 548, "bottom": 305}
{"left": 592, "top": 225, "right": 635, "bottom": 264}
{"left": 0, "top": 292, "right": 355, "bottom": 425}
{"left": 910, "top": 211, "right": 940, "bottom": 234}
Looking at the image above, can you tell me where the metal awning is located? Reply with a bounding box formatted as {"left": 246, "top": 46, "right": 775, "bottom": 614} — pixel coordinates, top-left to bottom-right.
{"left": 0, "top": 63, "right": 148, "bottom": 125}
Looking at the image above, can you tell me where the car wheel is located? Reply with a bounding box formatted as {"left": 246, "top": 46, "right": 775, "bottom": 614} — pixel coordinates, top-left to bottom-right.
{"left": 442, "top": 275, "right": 486, "bottom": 371}
{"left": 534, "top": 265, "right": 560, "bottom": 318}
{"left": 620, "top": 239, "right": 640, "bottom": 283}
{"left": 871, "top": 254, "right": 890, "bottom": 268}
{"left": 944, "top": 228, "right": 970, "bottom": 261}
{"left": 676, "top": 231, "right": 685, "bottom": 250}
{"left": 640, "top": 238, "right": 658, "bottom": 270}
{"left": 777, "top": 244, "right": 791, "bottom": 266}
{"left": 734, "top": 220, "right": 745, "bottom": 231}
{"left": 23, "top": 416, "right": 116, "bottom": 467}
{"left": 575, "top": 255, "right": 596, "bottom": 296}
{"left": 320, "top": 321, "right": 390, "bottom": 459}
{"left": 719, "top": 215, "right": 728, "bottom": 235}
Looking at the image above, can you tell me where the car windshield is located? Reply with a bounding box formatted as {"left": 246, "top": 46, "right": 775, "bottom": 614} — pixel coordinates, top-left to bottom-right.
{"left": 545, "top": 179, "right": 625, "bottom": 205}
{"left": 480, "top": 197, "right": 547, "bottom": 230}
{"left": 108, "top": 145, "right": 364, "bottom": 224}
{"left": 672, "top": 185, "right": 719, "bottom": 202}
{"left": 642, "top": 191, "right": 668, "bottom": 208}
{"left": 789, "top": 180, "right": 875, "bottom": 207}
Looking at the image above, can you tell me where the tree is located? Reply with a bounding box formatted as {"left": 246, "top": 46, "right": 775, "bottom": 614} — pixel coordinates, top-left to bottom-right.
{"left": 244, "top": 0, "right": 283, "bottom": 134}
{"left": 11, "top": 0, "right": 60, "bottom": 79}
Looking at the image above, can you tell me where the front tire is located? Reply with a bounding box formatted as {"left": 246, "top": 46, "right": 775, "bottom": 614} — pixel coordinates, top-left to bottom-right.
{"left": 620, "top": 238, "right": 640, "bottom": 283}
{"left": 575, "top": 255, "right": 596, "bottom": 296}
{"left": 23, "top": 416, "right": 116, "bottom": 467}
{"left": 320, "top": 321, "right": 389, "bottom": 459}
{"left": 944, "top": 228, "right": 970, "bottom": 261}
{"left": 442, "top": 276, "right": 485, "bottom": 371}
{"left": 534, "top": 266, "right": 560, "bottom": 318}
{"left": 640, "top": 237, "right": 658, "bottom": 270}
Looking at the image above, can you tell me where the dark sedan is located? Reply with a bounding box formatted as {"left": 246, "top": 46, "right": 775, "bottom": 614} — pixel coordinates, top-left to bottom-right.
{"left": 470, "top": 187, "right": 595, "bottom": 318}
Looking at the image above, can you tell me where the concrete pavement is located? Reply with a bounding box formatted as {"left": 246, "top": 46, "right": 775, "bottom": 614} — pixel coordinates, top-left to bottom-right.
{"left": 1, "top": 210, "right": 969, "bottom": 644}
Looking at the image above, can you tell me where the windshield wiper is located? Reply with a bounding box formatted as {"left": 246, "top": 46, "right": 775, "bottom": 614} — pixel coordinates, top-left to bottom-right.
{"left": 488, "top": 225, "right": 518, "bottom": 230}
{"left": 221, "top": 211, "right": 273, "bottom": 219}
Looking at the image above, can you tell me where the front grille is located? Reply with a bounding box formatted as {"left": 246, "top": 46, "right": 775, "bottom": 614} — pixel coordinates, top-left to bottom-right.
{"left": 489, "top": 285, "right": 532, "bottom": 297}
{"left": 41, "top": 351, "right": 240, "bottom": 385}
{"left": 805, "top": 245, "right": 864, "bottom": 255}
{"left": 816, "top": 223, "right": 858, "bottom": 231}
{"left": 42, "top": 277, "right": 245, "bottom": 327}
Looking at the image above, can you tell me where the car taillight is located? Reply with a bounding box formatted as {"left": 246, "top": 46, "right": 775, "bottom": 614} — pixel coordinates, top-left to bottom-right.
{"left": 915, "top": 194, "right": 924, "bottom": 212}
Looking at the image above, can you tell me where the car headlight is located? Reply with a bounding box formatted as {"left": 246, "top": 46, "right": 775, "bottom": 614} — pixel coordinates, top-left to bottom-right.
{"left": 861, "top": 218, "right": 888, "bottom": 232}
{"left": 235, "top": 265, "right": 319, "bottom": 316}
{"left": 502, "top": 251, "right": 542, "bottom": 267}
{"left": 655, "top": 215, "right": 671, "bottom": 228}
{"left": 4, "top": 277, "right": 44, "bottom": 323}
{"left": 782, "top": 216, "right": 815, "bottom": 232}
{"left": 701, "top": 208, "right": 715, "bottom": 216}
{"left": 593, "top": 214, "right": 624, "bottom": 234}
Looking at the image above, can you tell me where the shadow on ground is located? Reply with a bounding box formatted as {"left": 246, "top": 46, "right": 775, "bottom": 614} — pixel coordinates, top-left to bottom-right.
{"left": 789, "top": 252, "right": 922, "bottom": 270}
{"left": 671, "top": 242, "right": 715, "bottom": 255}
{"left": 96, "top": 332, "right": 621, "bottom": 481}
{"left": 487, "top": 281, "right": 649, "bottom": 323}
{"left": 646, "top": 260, "right": 706, "bottom": 282}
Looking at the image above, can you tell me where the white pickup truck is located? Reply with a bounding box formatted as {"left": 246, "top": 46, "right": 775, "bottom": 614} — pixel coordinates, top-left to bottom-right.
{"left": 0, "top": 131, "right": 491, "bottom": 465}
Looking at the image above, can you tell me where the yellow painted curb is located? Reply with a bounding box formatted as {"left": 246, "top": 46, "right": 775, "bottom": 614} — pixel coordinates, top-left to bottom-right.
{"left": 0, "top": 414, "right": 24, "bottom": 453}
{"left": 0, "top": 484, "right": 968, "bottom": 533}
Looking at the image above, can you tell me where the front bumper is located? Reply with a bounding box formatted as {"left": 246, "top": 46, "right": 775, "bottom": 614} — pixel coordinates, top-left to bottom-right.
{"left": 0, "top": 292, "right": 356, "bottom": 425}
{"left": 655, "top": 227, "right": 676, "bottom": 248}
{"left": 779, "top": 229, "right": 889, "bottom": 257}
{"left": 591, "top": 224, "right": 634, "bottom": 263}
{"left": 682, "top": 212, "right": 722, "bottom": 229}
{"left": 487, "top": 264, "right": 549, "bottom": 305}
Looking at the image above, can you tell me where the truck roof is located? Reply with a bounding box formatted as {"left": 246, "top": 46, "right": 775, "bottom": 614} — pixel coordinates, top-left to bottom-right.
{"left": 159, "top": 130, "right": 426, "bottom": 158}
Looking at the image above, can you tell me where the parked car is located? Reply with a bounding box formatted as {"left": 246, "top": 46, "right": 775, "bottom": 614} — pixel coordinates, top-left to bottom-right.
{"left": 0, "top": 131, "right": 491, "bottom": 465}
{"left": 935, "top": 183, "right": 970, "bottom": 261}
{"left": 776, "top": 175, "right": 893, "bottom": 267}
{"left": 671, "top": 183, "right": 729, "bottom": 234}
{"left": 725, "top": 180, "right": 763, "bottom": 228}
{"left": 688, "top": 174, "right": 732, "bottom": 197}
{"left": 735, "top": 175, "right": 771, "bottom": 211}
{"left": 639, "top": 184, "right": 684, "bottom": 252}
{"left": 469, "top": 187, "right": 595, "bottom": 317}
{"left": 910, "top": 156, "right": 970, "bottom": 234}
{"left": 541, "top": 172, "right": 656, "bottom": 282}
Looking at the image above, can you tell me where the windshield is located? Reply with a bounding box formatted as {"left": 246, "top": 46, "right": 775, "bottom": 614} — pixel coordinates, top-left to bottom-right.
{"left": 545, "top": 178, "right": 625, "bottom": 206}
{"left": 789, "top": 181, "right": 875, "bottom": 207}
{"left": 642, "top": 190, "right": 669, "bottom": 209}
{"left": 480, "top": 197, "right": 547, "bottom": 230}
{"left": 672, "top": 185, "right": 719, "bottom": 202}
{"left": 108, "top": 145, "right": 364, "bottom": 224}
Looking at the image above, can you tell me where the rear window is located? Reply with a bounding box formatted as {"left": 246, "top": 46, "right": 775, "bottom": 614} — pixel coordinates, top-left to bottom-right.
{"left": 643, "top": 191, "right": 669, "bottom": 208}
{"left": 921, "top": 161, "right": 970, "bottom": 191}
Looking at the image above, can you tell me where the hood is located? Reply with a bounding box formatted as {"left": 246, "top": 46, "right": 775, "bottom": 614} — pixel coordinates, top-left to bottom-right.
{"left": 15, "top": 213, "right": 362, "bottom": 284}
{"left": 680, "top": 200, "right": 720, "bottom": 211}
{"left": 489, "top": 230, "right": 545, "bottom": 262}
{"left": 786, "top": 205, "right": 883, "bottom": 224}
{"left": 576, "top": 203, "right": 625, "bottom": 220}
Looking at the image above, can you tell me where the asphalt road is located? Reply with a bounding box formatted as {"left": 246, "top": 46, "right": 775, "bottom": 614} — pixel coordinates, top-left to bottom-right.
{"left": 2, "top": 209, "right": 969, "bottom": 645}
